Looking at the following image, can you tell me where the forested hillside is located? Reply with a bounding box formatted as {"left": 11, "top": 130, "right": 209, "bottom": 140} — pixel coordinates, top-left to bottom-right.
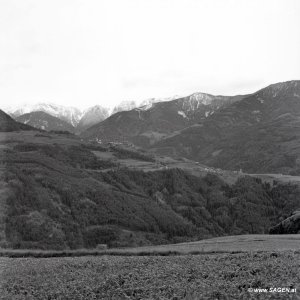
{"left": 1, "top": 132, "right": 299, "bottom": 250}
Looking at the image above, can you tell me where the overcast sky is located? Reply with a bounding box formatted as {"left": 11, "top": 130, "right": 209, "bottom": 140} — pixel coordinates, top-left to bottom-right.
{"left": 1, "top": 0, "right": 300, "bottom": 110}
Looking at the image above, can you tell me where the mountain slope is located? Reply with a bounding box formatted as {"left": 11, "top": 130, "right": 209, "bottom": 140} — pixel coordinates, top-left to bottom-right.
{"left": 76, "top": 105, "right": 109, "bottom": 132}
{"left": 0, "top": 109, "right": 34, "bottom": 132}
{"left": 81, "top": 93, "right": 244, "bottom": 146}
{"left": 152, "top": 80, "right": 300, "bottom": 175}
{"left": 16, "top": 111, "right": 75, "bottom": 132}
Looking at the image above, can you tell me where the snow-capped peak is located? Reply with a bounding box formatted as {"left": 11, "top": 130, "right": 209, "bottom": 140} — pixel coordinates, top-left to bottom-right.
{"left": 135, "top": 95, "right": 183, "bottom": 111}
{"left": 6, "top": 102, "right": 83, "bottom": 126}
{"left": 111, "top": 101, "right": 137, "bottom": 115}
{"left": 189, "top": 93, "right": 215, "bottom": 105}
{"left": 78, "top": 105, "right": 109, "bottom": 128}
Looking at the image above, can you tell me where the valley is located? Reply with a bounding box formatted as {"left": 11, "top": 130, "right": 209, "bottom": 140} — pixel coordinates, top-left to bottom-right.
{"left": 0, "top": 126, "right": 299, "bottom": 251}
{"left": 1, "top": 79, "right": 300, "bottom": 252}
{"left": 1, "top": 0, "right": 299, "bottom": 297}
{"left": 7, "top": 81, "right": 299, "bottom": 176}
{"left": 0, "top": 81, "right": 299, "bottom": 300}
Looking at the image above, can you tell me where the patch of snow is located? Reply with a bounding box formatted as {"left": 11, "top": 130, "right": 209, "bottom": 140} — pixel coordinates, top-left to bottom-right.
{"left": 178, "top": 111, "right": 187, "bottom": 118}
{"left": 138, "top": 103, "right": 154, "bottom": 111}
{"left": 137, "top": 110, "right": 142, "bottom": 120}
{"left": 294, "top": 93, "right": 300, "bottom": 98}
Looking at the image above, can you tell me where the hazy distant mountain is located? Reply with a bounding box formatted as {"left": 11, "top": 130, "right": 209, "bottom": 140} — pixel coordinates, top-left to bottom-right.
{"left": 7, "top": 103, "right": 83, "bottom": 127}
{"left": 138, "top": 95, "right": 182, "bottom": 110}
{"left": 16, "top": 111, "right": 75, "bottom": 132}
{"left": 0, "top": 109, "right": 34, "bottom": 132}
{"left": 3, "top": 96, "right": 183, "bottom": 131}
{"left": 111, "top": 101, "right": 137, "bottom": 115}
{"left": 152, "top": 80, "right": 300, "bottom": 175}
{"left": 81, "top": 93, "right": 243, "bottom": 145}
{"left": 76, "top": 105, "right": 110, "bottom": 132}
{"left": 111, "top": 96, "right": 182, "bottom": 115}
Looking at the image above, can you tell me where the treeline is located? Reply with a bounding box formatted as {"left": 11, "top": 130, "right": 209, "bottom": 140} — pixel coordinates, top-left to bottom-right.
{"left": 1, "top": 141, "right": 300, "bottom": 250}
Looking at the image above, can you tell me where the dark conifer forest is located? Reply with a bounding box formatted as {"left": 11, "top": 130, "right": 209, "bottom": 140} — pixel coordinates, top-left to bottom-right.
{"left": 1, "top": 139, "right": 299, "bottom": 250}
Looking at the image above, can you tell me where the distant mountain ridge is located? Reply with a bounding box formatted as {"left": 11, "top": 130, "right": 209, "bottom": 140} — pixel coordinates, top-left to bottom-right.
{"left": 111, "top": 95, "right": 181, "bottom": 114}
{"left": 151, "top": 80, "right": 300, "bottom": 175}
{"left": 5, "top": 92, "right": 239, "bottom": 134}
{"left": 111, "top": 101, "right": 137, "bottom": 115}
{"left": 81, "top": 93, "right": 245, "bottom": 146}
{"left": 15, "top": 111, "right": 76, "bottom": 133}
{"left": 4, "top": 96, "right": 182, "bottom": 132}
{"left": 77, "top": 105, "right": 110, "bottom": 132}
{"left": 6, "top": 103, "right": 83, "bottom": 127}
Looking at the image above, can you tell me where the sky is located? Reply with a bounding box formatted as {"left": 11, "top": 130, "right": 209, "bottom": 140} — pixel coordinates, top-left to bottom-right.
{"left": 0, "top": 0, "right": 300, "bottom": 110}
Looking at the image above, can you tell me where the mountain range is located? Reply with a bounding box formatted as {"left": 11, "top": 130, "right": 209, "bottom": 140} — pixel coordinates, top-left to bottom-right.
{"left": 2, "top": 80, "right": 299, "bottom": 175}
{"left": 1, "top": 81, "right": 300, "bottom": 250}
{"left": 81, "top": 80, "right": 300, "bottom": 175}
{"left": 6, "top": 103, "right": 83, "bottom": 127}
{"left": 151, "top": 80, "right": 300, "bottom": 175}
{"left": 4, "top": 97, "right": 181, "bottom": 133}
{"left": 81, "top": 93, "right": 245, "bottom": 145}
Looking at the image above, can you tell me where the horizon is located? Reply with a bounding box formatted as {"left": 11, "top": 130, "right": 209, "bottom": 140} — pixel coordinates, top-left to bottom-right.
{"left": 1, "top": 0, "right": 300, "bottom": 110}
{"left": 1, "top": 79, "right": 299, "bottom": 113}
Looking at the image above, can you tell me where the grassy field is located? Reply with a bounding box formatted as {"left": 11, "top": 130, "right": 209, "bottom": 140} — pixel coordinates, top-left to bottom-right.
{"left": 106, "top": 234, "right": 300, "bottom": 254}
{"left": 1, "top": 251, "right": 299, "bottom": 299}
{"left": 1, "top": 235, "right": 299, "bottom": 258}
{"left": 0, "top": 235, "right": 299, "bottom": 299}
